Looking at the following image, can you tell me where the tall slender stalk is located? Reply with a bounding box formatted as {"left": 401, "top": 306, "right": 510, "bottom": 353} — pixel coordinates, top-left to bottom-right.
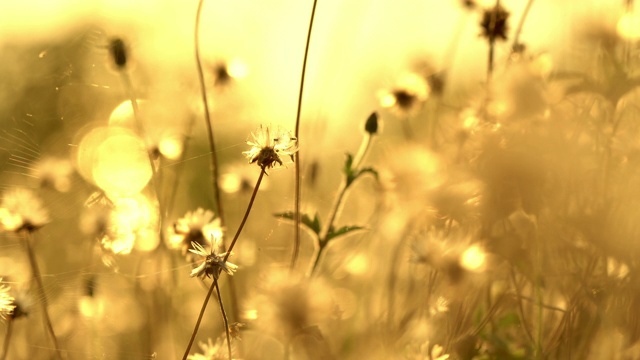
{"left": 291, "top": 0, "right": 320, "bottom": 271}
{"left": 183, "top": 167, "right": 266, "bottom": 358}
{"left": 194, "top": 0, "right": 225, "bottom": 226}
{"left": 182, "top": 279, "right": 217, "bottom": 360}
{"left": 193, "top": 0, "right": 243, "bottom": 326}
{"left": 23, "top": 231, "right": 62, "bottom": 360}
{"left": 215, "top": 281, "right": 232, "bottom": 360}
{"left": 224, "top": 168, "right": 266, "bottom": 259}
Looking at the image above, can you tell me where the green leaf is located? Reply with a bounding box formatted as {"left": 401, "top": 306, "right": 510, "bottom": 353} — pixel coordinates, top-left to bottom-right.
{"left": 357, "top": 167, "right": 379, "bottom": 181}
{"left": 344, "top": 152, "right": 379, "bottom": 187}
{"left": 274, "top": 211, "right": 321, "bottom": 236}
{"left": 325, "top": 225, "right": 365, "bottom": 242}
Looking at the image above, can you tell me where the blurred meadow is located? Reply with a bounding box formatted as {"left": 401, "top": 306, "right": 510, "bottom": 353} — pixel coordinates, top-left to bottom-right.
{"left": 1, "top": 0, "right": 640, "bottom": 359}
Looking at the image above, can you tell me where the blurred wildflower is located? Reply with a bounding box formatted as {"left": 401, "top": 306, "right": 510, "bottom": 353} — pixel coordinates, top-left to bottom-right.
{"left": 412, "top": 230, "right": 485, "bottom": 284}
{"left": 405, "top": 340, "right": 450, "bottom": 360}
{"left": 243, "top": 125, "right": 298, "bottom": 169}
{"left": 431, "top": 176, "right": 483, "bottom": 225}
{"left": 429, "top": 343, "right": 450, "bottom": 360}
{"left": 100, "top": 195, "right": 158, "bottom": 255}
{"left": 378, "top": 72, "right": 430, "bottom": 116}
{"left": 0, "top": 188, "right": 49, "bottom": 233}
{"left": 0, "top": 279, "right": 15, "bottom": 321}
{"left": 251, "top": 271, "right": 332, "bottom": 337}
{"left": 30, "top": 157, "right": 74, "bottom": 192}
{"left": 429, "top": 296, "right": 450, "bottom": 316}
{"left": 168, "top": 208, "right": 223, "bottom": 255}
{"left": 380, "top": 145, "right": 443, "bottom": 208}
{"left": 212, "top": 59, "right": 249, "bottom": 87}
{"left": 187, "top": 336, "right": 231, "bottom": 360}
{"left": 490, "top": 54, "right": 552, "bottom": 119}
{"left": 480, "top": 4, "right": 510, "bottom": 42}
{"left": 189, "top": 241, "right": 237, "bottom": 280}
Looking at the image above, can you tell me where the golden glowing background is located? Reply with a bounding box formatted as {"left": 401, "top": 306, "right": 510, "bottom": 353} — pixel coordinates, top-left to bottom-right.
{"left": 1, "top": 0, "right": 640, "bottom": 359}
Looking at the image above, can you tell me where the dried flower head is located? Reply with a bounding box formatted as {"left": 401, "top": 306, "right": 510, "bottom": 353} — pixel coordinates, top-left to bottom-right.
{"left": 378, "top": 73, "right": 430, "bottom": 116}
{"left": 0, "top": 188, "right": 50, "bottom": 233}
{"left": 168, "top": 208, "right": 223, "bottom": 255}
{"left": 189, "top": 241, "right": 238, "bottom": 280}
{"left": 0, "top": 279, "right": 15, "bottom": 321}
{"left": 243, "top": 125, "right": 298, "bottom": 169}
{"left": 480, "top": 4, "right": 510, "bottom": 42}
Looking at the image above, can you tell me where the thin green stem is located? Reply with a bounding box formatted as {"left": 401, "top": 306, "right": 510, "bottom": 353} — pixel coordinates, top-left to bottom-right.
{"left": 310, "top": 134, "right": 373, "bottom": 275}
{"left": 224, "top": 167, "right": 265, "bottom": 260}
{"left": 214, "top": 281, "right": 232, "bottom": 360}
{"left": 1, "top": 319, "right": 13, "bottom": 360}
{"left": 195, "top": 0, "right": 225, "bottom": 230}
{"left": 182, "top": 279, "right": 217, "bottom": 360}
{"left": 193, "top": 0, "right": 242, "bottom": 325}
{"left": 23, "top": 231, "right": 62, "bottom": 360}
{"left": 509, "top": 0, "right": 535, "bottom": 58}
{"left": 291, "top": 0, "right": 319, "bottom": 272}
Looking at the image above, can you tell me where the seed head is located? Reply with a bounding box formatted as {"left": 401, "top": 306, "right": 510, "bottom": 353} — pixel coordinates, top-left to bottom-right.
{"left": 480, "top": 5, "right": 510, "bottom": 42}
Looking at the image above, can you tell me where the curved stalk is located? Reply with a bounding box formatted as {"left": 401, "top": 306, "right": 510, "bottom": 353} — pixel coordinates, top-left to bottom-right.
{"left": 291, "top": 0, "right": 319, "bottom": 271}
{"left": 194, "top": 0, "right": 225, "bottom": 226}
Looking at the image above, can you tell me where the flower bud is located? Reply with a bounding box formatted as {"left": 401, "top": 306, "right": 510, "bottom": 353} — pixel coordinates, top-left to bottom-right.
{"left": 364, "top": 112, "right": 379, "bottom": 135}
{"left": 109, "top": 38, "right": 128, "bottom": 69}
